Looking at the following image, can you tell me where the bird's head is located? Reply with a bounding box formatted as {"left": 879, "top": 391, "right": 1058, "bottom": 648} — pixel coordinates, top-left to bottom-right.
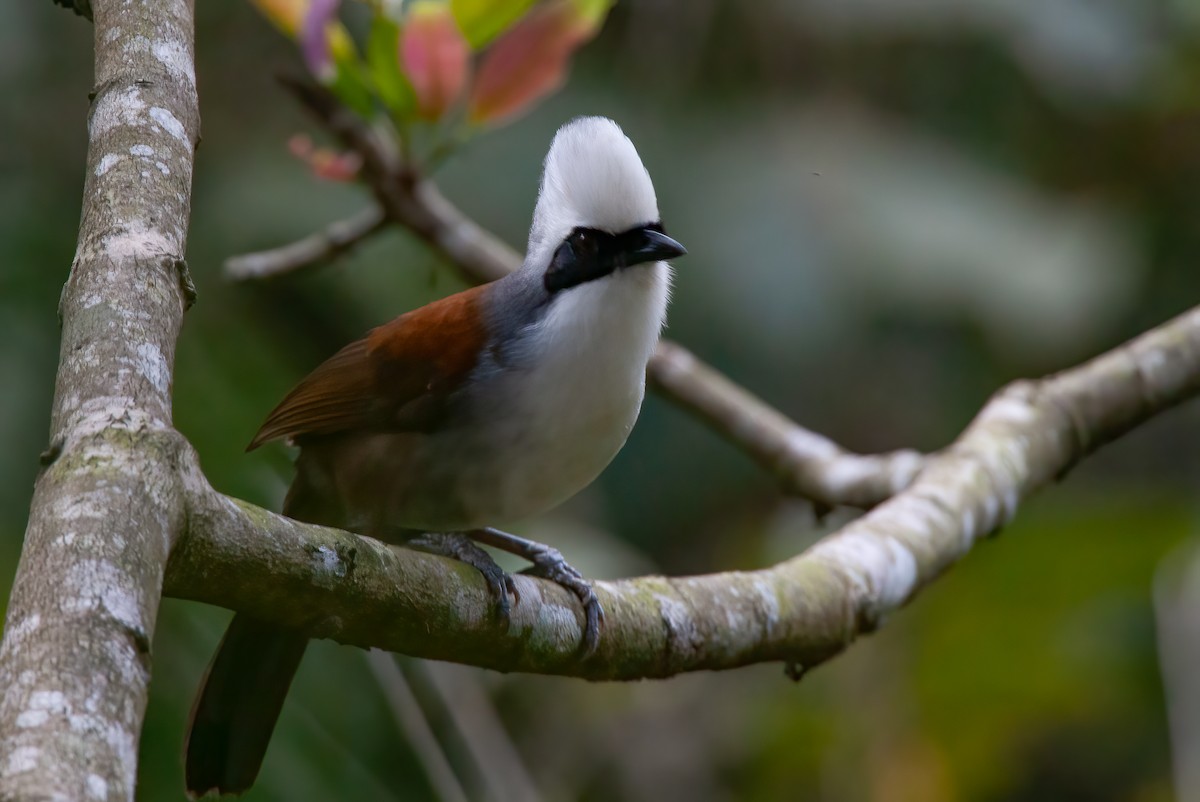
{"left": 527, "top": 117, "right": 686, "bottom": 294}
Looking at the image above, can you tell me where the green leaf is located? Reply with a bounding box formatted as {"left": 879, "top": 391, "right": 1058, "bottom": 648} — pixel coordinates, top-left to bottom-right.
{"left": 450, "top": 0, "right": 538, "bottom": 49}
{"left": 329, "top": 58, "right": 377, "bottom": 118}
{"left": 569, "top": 0, "right": 614, "bottom": 25}
{"left": 366, "top": 17, "right": 415, "bottom": 118}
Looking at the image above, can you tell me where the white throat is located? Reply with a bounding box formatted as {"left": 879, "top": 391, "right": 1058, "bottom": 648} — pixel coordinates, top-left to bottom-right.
{"left": 530, "top": 262, "right": 671, "bottom": 385}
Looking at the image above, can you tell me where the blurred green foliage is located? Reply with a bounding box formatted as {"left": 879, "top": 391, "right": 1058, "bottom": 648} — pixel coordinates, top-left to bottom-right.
{"left": 5, "top": 0, "right": 1200, "bottom": 799}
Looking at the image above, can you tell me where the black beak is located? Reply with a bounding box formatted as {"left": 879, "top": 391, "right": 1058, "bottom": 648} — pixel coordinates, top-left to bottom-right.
{"left": 622, "top": 227, "right": 687, "bottom": 266}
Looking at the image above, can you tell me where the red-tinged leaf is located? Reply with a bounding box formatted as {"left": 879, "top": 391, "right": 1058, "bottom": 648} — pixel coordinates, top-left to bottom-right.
{"left": 287, "top": 134, "right": 362, "bottom": 182}
{"left": 401, "top": 1, "right": 471, "bottom": 120}
{"left": 288, "top": 133, "right": 315, "bottom": 159}
{"left": 310, "top": 150, "right": 362, "bottom": 181}
{"left": 468, "top": 0, "right": 607, "bottom": 125}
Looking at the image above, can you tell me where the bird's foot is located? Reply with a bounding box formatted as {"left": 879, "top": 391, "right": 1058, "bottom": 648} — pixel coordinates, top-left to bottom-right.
{"left": 408, "top": 532, "right": 519, "bottom": 628}
{"left": 465, "top": 527, "right": 603, "bottom": 656}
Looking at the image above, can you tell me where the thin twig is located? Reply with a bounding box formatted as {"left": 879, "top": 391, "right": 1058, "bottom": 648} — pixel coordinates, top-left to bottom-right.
{"left": 407, "top": 660, "right": 543, "bottom": 802}
{"left": 365, "top": 650, "right": 470, "bottom": 802}
{"left": 1155, "top": 540, "right": 1200, "bottom": 802}
{"left": 650, "top": 340, "right": 924, "bottom": 508}
{"left": 290, "top": 704, "right": 403, "bottom": 800}
{"left": 224, "top": 205, "right": 388, "bottom": 280}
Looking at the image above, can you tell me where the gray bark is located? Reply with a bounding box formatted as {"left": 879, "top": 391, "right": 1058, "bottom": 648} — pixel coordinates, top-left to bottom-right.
{"left": 0, "top": 1, "right": 198, "bottom": 799}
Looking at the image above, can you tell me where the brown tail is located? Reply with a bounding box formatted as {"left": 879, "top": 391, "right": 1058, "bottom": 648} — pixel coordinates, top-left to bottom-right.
{"left": 184, "top": 614, "right": 308, "bottom": 797}
{"left": 185, "top": 469, "right": 336, "bottom": 797}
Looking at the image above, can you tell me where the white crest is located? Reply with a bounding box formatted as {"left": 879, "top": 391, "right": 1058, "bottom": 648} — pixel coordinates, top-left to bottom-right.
{"left": 527, "top": 117, "right": 661, "bottom": 261}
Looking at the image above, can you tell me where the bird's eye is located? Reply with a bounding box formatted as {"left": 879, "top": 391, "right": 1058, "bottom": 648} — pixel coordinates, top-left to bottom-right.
{"left": 572, "top": 229, "right": 599, "bottom": 255}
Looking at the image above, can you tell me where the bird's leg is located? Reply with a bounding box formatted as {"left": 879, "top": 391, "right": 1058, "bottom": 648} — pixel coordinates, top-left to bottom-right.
{"left": 464, "top": 527, "right": 603, "bottom": 656}
{"left": 407, "top": 532, "right": 519, "bottom": 628}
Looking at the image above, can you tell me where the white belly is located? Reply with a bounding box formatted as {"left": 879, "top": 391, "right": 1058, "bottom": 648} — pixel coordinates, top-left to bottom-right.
{"left": 451, "top": 265, "right": 668, "bottom": 525}
{"left": 457, "top": 364, "right": 646, "bottom": 525}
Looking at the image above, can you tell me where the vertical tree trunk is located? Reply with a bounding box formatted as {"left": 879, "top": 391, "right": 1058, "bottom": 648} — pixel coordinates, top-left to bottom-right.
{"left": 0, "top": 1, "right": 198, "bottom": 798}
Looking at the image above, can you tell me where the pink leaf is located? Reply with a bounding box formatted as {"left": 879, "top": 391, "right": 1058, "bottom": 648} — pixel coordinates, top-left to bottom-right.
{"left": 288, "top": 133, "right": 315, "bottom": 159}
{"left": 469, "top": 0, "right": 602, "bottom": 125}
{"left": 287, "top": 133, "right": 362, "bottom": 182}
{"left": 401, "top": 1, "right": 471, "bottom": 120}
{"left": 310, "top": 150, "right": 362, "bottom": 182}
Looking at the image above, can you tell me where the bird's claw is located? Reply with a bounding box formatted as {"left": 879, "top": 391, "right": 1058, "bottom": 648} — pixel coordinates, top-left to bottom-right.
{"left": 522, "top": 545, "right": 604, "bottom": 657}
{"left": 408, "top": 532, "right": 518, "bottom": 629}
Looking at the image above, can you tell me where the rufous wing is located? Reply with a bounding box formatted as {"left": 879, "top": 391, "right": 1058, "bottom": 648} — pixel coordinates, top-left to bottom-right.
{"left": 247, "top": 284, "right": 490, "bottom": 450}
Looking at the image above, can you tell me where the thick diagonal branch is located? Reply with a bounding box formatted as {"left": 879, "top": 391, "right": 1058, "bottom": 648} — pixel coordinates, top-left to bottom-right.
{"left": 165, "top": 307, "right": 1200, "bottom": 678}
{"left": 0, "top": 1, "right": 199, "bottom": 798}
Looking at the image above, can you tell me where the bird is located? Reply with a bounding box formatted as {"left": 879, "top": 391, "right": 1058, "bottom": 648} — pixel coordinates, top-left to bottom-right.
{"left": 184, "top": 116, "right": 687, "bottom": 797}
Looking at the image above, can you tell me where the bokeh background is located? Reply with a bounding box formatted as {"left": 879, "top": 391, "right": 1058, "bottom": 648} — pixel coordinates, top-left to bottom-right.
{"left": 5, "top": 1, "right": 1200, "bottom": 799}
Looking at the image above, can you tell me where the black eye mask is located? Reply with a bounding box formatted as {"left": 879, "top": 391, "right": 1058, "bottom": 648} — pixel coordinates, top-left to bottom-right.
{"left": 544, "top": 223, "right": 686, "bottom": 293}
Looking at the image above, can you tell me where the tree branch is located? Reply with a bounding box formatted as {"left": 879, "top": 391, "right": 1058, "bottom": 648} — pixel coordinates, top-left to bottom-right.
{"left": 649, "top": 340, "right": 925, "bottom": 508}
{"left": 0, "top": 1, "right": 199, "bottom": 798}
{"left": 224, "top": 205, "right": 388, "bottom": 281}
{"left": 163, "top": 306, "right": 1200, "bottom": 679}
